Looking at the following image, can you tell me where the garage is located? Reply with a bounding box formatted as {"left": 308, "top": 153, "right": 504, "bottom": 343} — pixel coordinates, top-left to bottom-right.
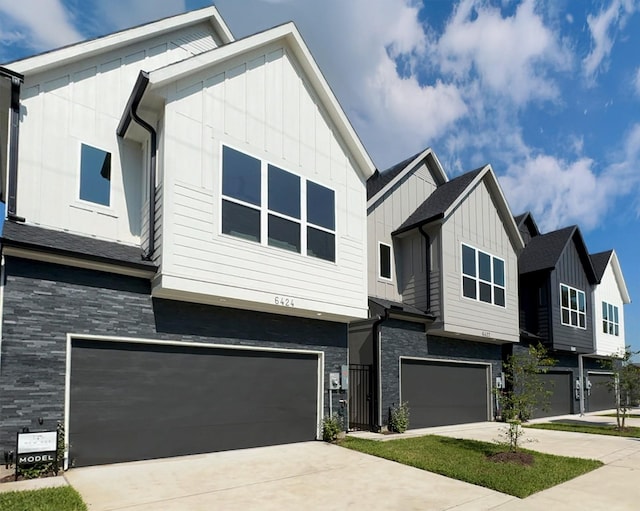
{"left": 532, "top": 371, "right": 573, "bottom": 418}
{"left": 400, "top": 358, "right": 490, "bottom": 428}
{"left": 587, "top": 372, "right": 615, "bottom": 412}
{"left": 68, "top": 338, "right": 320, "bottom": 467}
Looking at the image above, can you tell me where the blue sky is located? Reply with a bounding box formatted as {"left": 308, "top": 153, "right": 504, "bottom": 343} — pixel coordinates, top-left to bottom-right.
{"left": 0, "top": 0, "right": 638, "bottom": 352}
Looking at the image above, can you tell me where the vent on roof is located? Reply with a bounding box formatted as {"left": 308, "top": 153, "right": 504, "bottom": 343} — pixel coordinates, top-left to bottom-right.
{"left": 171, "top": 30, "right": 217, "bottom": 56}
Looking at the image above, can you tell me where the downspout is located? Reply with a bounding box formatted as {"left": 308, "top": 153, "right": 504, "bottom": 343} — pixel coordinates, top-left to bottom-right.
{"left": 128, "top": 86, "right": 157, "bottom": 261}
{"left": 0, "top": 256, "right": 5, "bottom": 374}
{"left": 418, "top": 225, "right": 431, "bottom": 312}
{"left": 371, "top": 309, "right": 389, "bottom": 431}
{"left": 578, "top": 354, "right": 585, "bottom": 415}
{"left": 3, "top": 69, "right": 25, "bottom": 222}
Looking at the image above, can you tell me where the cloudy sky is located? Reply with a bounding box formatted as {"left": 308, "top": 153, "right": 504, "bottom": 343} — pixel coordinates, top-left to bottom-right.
{"left": 1, "top": 0, "right": 638, "bottom": 351}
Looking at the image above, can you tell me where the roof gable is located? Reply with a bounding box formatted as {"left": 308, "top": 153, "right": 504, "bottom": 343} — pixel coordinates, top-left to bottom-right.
{"left": 392, "top": 165, "right": 524, "bottom": 251}
{"left": 514, "top": 211, "right": 540, "bottom": 240}
{"left": 5, "top": 6, "right": 234, "bottom": 75}
{"left": 591, "top": 250, "right": 631, "bottom": 303}
{"left": 366, "top": 147, "right": 447, "bottom": 204}
{"left": 119, "top": 22, "right": 375, "bottom": 180}
{"left": 519, "top": 225, "right": 598, "bottom": 283}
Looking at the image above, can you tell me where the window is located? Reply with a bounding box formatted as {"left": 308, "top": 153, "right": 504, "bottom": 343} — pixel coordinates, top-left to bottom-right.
{"left": 461, "top": 244, "right": 505, "bottom": 307}
{"left": 602, "top": 302, "right": 619, "bottom": 336}
{"left": 560, "top": 284, "right": 586, "bottom": 329}
{"left": 379, "top": 242, "right": 391, "bottom": 279}
{"left": 79, "top": 143, "right": 111, "bottom": 206}
{"left": 221, "top": 145, "right": 335, "bottom": 261}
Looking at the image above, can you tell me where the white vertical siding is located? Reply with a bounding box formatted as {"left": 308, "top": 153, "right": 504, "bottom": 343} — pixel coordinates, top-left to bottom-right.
{"left": 593, "top": 262, "right": 626, "bottom": 356}
{"left": 158, "top": 45, "right": 368, "bottom": 320}
{"left": 15, "top": 22, "right": 219, "bottom": 244}
{"left": 439, "top": 180, "right": 519, "bottom": 343}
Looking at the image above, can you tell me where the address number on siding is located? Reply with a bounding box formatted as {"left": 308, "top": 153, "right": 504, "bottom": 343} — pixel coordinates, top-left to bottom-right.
{"left": 275, "top": 296, "right": 295, "bottom": 307}
{"left": 481, "top": 331, "right": 491, "bottom": 337}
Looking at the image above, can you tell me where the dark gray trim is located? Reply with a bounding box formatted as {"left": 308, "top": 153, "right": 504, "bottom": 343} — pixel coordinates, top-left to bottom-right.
{"left": 116, "top": 71, "right": 149, "bottom": 137}
{"left": 5, "top": 73, "right": 23, "bottom": 221}
{"left": 418, "top": 225, "right": 431, "bottom": 312}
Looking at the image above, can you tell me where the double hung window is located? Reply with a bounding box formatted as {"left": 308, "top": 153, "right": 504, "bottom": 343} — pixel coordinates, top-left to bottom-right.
{"left": 79, "top": 143, "right": 111, "bottom": 206}
{"left": 602, "top": 302, "right": 619, "bottom": 336}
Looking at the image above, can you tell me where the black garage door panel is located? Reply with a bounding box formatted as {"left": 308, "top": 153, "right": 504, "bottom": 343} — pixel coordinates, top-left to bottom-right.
{"left": 532, "top": 372, "right": 572, "bottom": 418}
{"left": 587, "top": 373, "right": 615, "bottom": 412}
{"left": 70, "top": 340, "right": 318, "bottom": 467}
{"left": 401, "top": 360, "right": 489, "bottom": 428}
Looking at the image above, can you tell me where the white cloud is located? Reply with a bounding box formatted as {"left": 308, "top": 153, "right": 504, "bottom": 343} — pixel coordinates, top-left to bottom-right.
{"left": 583, "top": 0, "right": 639, "bottom": 83}
{"left": 92, "top": 0, "right": 187, "bottom": 32}
{"left": 435, "top": 0, "right": 571, "bottom": 105}
{"left": 500, "top": 123, "right": 640, "bottom": 231}
{"left": 0, "top": 0, "right": 82, "bottom": 54}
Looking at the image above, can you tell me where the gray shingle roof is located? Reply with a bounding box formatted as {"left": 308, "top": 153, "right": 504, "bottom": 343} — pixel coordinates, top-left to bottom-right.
{"left": 590, "top": 250, "right": 613, "bottom": 281}
{"left": 369, "top": 296, "right": 435, "bottom": 321}
{"left": 366, "top": 149, "right": 425, "bottom": 200}
{"left": 393, "top": 167, "right": 484, "bottom": 235}
{"left": 514, "top": 213, "right": 527, "bottom": 226}
{"left": 1, "top": 221, "right": 157, "bottom": 272}
{"left": 519, "top": 225, "right": 598, "bottom": 283}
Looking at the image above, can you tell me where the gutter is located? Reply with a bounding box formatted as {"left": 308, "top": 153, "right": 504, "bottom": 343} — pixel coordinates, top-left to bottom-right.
{"left": 371, "top": 310, "right": 388, "bottom": 431}
{"left": 0, "top": 67, "right": 25, "bottom": 222}
{"left": 0, "top": 256, "right": 5, "bottom": 374}
{"left": 117, "top": 72, "right": 157, "bottom": 261}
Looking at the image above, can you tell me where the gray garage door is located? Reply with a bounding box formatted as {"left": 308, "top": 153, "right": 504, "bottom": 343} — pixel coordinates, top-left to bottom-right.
{"left": 531, "top": 372, "right": 572, "bottom": 418}
{"left": 587, "top": 373, "right": 615, "bottom": 412}
{"left": 400, "top": 359, "right": 489, "bottom": 428}
{"left": 69, "top": 339, "right": 319, "bottom": 467}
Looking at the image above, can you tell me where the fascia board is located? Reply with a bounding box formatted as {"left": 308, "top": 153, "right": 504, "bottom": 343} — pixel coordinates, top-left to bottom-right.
{"left": 367, "top": 147, "right": 448, "bottom": 208}
{"left": 442, "top": 166, "right": 525, "bottom": 252}
{"left": 610, "top": 251, "right": 632, "bottom": 304}
{"left": 147, "top": 23, "right": 375, "bottom": 180}
{"left": 7, "top": 7, "right": 231, "bottom": 75}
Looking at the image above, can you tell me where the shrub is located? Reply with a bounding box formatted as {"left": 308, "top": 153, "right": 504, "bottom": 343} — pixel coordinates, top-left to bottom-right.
{"left": 389, "top": 402, "right": 410, "bottom": 433}
{"left": 321, "top": 413, "right": 343, "bottom": 442}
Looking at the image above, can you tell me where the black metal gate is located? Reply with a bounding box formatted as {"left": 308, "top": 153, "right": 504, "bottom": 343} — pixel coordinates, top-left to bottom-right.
{"left": 349, "top": 364, "right": 373, "bottom": 430}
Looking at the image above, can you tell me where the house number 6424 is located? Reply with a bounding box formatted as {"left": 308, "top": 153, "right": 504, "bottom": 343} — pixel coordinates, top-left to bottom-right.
{"left": 275, "top": 296, "right": 295, "bottom": 307}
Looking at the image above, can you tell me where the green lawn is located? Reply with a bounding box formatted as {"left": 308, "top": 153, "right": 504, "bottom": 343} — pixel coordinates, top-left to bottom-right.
{"left": 341, "top": 435, "right": 602, "bottom": 498}
{"left": 0, "top": 486, "right": 87, "bottom": 511}
{"left": 526, "top": 422, "right": 640, "bottom": 438}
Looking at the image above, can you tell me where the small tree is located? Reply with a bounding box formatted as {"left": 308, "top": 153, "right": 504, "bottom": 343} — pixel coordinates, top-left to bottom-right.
{"left": 500, "top": 343, "right": 556, "bottom": 424}
{"left": 600, "top": 347, "right": 640, "bottom": 430}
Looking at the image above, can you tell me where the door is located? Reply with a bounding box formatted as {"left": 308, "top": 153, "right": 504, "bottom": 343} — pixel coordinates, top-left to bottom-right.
{"left": 400, "top": 359, "right": 490, "bottom": 428}
{"left": 69, "top": 339, "right": 319, "bottom": 467}
{"left": 531, "top": 371, "right": 572, "bottom": 418}
{"left": 587, "top": 373, "right": 615, "bottom": 412}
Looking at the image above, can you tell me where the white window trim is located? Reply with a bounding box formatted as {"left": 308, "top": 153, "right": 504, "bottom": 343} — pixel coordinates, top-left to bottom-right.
{"left": 378, "top": 241, "right": 392, "bottom": 281}
{"left": 218, "top": 143, "right": 337, "bottom": 263}
{"left": 602, "top": 301, "right": 619, "bottom": 336}
{"left": 560, "top": 283, "right": 587, "bottom": 329}
{"left": 75, "top": 141, "right": 115, "bottom": 212}
{"left": 460, "top": 243, "right": 506, "bottom": 308}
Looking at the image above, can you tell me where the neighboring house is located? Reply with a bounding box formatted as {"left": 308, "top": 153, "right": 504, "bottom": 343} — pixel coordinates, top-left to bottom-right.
{"left": 0, "top": 7, "right": 375, "bottom": 468}
{"left": 514, "top": 212, "right": 608, "bottom": 416}
{"left": 585, "top": 249, "right": 632, "bottom": 412}
{"left": 349, "top": 149, "right": 524, "bottom": 431}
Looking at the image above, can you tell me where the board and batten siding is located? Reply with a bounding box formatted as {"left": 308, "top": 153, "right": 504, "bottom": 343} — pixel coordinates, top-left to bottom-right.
{"left": 367, "top": 161, "right": 438, "bottom": 303}
{"left": 156, "top": 45, "right": 368, "bottom": 320}
{"left": 549, "top": 240, "right": 594, "bottom": 353}
{"left": 593, "top": 262, "right": 626, "bottom": 356}
{"left": 439, "top": 180, "right": 519, "bottom": 343}
{"left": 13, "top": 22, "right": 220, "bottom": 244}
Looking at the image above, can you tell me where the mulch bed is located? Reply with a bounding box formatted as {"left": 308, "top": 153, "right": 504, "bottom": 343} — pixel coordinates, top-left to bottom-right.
{"left": 487, "top": 451, "right": 534, "bottom": 466}
{"left": 0, "top": 470, "right": 59, "bottom": 483}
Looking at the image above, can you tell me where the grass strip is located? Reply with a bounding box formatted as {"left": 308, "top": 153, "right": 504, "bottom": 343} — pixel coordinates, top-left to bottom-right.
{"left": 526, "top": 422, "right": 640, "bottom": 438}
{"left": 341, "top": 435, "right": 601, "bottom": 498}
{"left": 0, "top": 486, "right": 87, "bottom": 511}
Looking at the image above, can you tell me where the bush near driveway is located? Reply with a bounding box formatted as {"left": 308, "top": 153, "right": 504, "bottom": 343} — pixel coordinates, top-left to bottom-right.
{"left": 341, "top": 435, "right": 602, "bottom": 498}
{"left": 0, "top": 486, "right": 87, "bottom": 511}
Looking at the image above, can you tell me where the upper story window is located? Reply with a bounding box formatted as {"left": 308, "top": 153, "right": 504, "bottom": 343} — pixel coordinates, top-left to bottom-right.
{"left": 560, "top": 284, "right": 586, "bottom": 329}
{"left": 379, "top": 242, "right": 391, "bottom": 280}
{"left": 221, "top": 145, "right": 335, "bottom": 262}
{"left": 79, "top": 143, "right": 111, "bottom": 206}
{"left": 461, "top": 244, "right": 505, "bottom": 307}
{"left": 602, "top": 301, "right": 619, "bottom": 336}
